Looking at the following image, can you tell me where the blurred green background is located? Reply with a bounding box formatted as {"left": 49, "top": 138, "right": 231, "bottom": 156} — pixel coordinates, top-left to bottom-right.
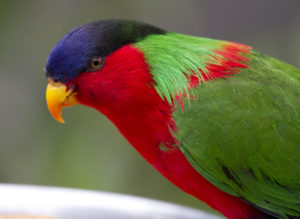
{"left": 0, "top": 0, "right": 300, "bottom": 215}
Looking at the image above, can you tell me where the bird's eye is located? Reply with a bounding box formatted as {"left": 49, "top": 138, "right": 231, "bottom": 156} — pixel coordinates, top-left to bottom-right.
{"left": 90, "top": 57, "right": 104, "bottom": 70}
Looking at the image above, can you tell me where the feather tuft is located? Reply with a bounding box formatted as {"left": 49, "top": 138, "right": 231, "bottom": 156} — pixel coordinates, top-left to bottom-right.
{"left": 135, "top": 33, "right": 251, "bottom": 106}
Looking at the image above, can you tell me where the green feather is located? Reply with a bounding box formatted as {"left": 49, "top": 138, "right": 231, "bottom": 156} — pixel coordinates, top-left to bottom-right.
{"left": 173, "top": 51, "right": 300, "bottom": 218}
{"left": 134, "top": 33, "right": 226, "bottom": 103}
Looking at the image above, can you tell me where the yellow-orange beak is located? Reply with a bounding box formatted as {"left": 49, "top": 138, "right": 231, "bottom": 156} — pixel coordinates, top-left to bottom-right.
{"left": 46, "top": 80, "right": 79, "bottom": 123}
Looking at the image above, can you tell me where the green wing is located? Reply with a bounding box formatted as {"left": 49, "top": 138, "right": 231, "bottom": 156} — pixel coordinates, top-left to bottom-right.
{"left": 174, "top": 52, "right": 300, "bottom": 218}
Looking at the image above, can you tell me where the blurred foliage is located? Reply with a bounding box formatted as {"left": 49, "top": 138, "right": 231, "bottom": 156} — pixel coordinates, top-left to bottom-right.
{"left": 0, "top": 0, "right": 299, "bottom": 216}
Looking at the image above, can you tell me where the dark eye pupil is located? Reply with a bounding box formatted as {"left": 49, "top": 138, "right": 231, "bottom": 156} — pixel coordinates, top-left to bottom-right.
{"left": 90, "top": 57, "right": 104, "bottom": 71}
{"left": 93, "top": 60, "right": 100, "bottom": 66}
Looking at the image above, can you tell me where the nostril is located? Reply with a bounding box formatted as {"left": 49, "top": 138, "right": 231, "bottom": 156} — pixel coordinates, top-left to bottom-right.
{"left": 45, "top": 70, "right": 59, "bottom": 83}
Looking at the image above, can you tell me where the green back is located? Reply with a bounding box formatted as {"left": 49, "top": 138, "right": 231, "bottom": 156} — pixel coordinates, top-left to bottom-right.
{"left": 174, "top": 52, "right": 300, "bottom": 218}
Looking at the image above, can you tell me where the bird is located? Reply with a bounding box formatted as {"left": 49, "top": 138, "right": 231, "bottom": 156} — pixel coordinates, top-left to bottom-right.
{"left": 45, "top": 19, "right": 300, "bottom": 219}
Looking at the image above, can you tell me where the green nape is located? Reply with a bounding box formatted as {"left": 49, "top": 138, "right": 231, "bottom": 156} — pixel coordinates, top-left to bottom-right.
{"left": 134, "top": 33, "right": 230, "bottom": 103}
{"left": 174, "top": 51, "right": 300, "bottom": 218}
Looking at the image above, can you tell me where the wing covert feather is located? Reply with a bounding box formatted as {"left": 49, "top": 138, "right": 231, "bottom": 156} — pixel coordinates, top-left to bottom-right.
{"left": 174, "top": 52, "right": 300, "bottom": 218}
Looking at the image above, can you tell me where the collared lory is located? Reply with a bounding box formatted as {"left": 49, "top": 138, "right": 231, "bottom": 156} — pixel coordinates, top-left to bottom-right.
{"left": 45, "top": 20, "right": 300, "bottom": 219}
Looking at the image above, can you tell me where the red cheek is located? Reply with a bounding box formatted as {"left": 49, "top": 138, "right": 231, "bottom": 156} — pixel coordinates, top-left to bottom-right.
{"left": 66, "top": 44, "right": 155, "bottom": 115}
{"left": 102, "top": 80, "right": 112, "bottom": 87}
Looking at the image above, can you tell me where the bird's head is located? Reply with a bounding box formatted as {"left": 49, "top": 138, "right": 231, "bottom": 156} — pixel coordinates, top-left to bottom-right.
{"left": 45, "top": 19, "right": 166, "bottom": 123}
{"left": 45, "top": 19, "right": 250, "bottom": 124}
